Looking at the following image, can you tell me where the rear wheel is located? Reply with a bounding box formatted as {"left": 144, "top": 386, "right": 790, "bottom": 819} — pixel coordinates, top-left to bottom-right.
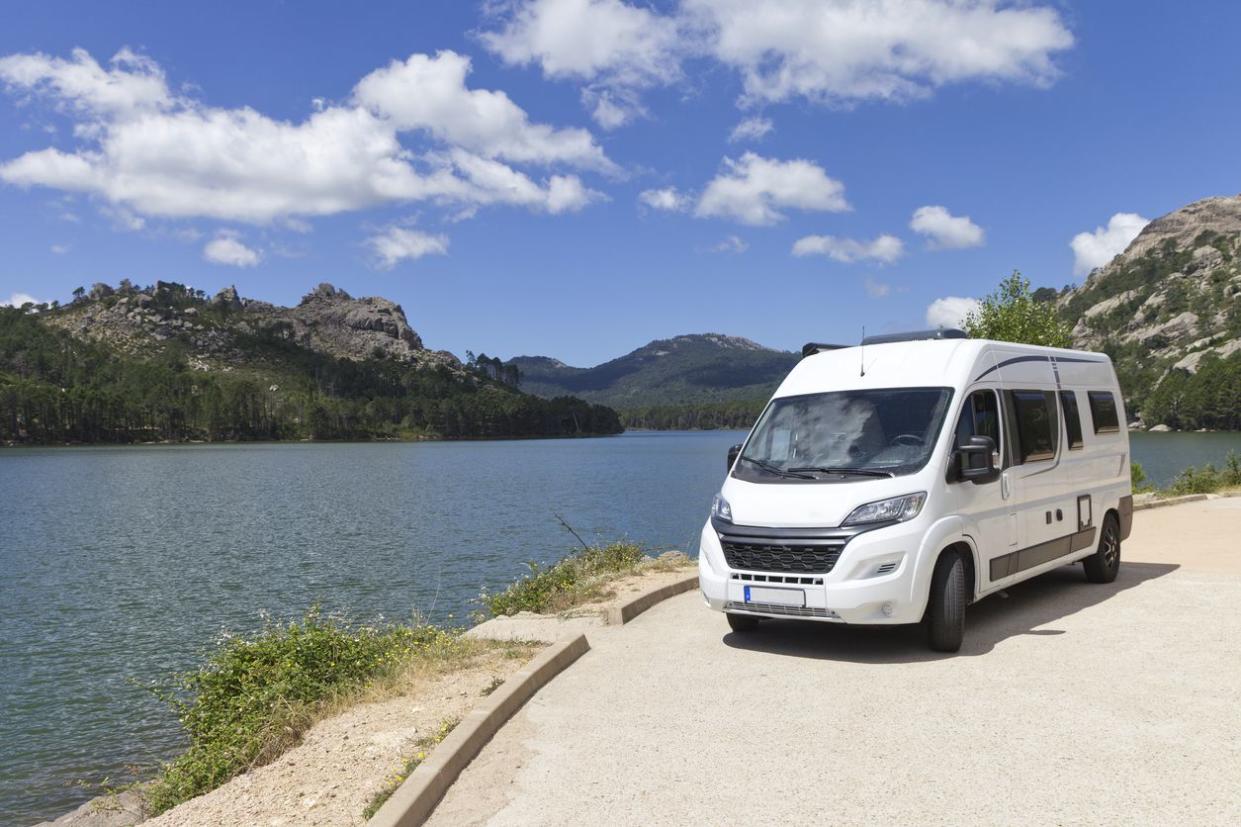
{"left": 726, "top": 613, "right": 761, "bottom": 633}
{"left": 1083, "top": 514, "right": 1121, "bottom": 583}
{"left": 926, "top": 551, "right": 967, "bottom": 652}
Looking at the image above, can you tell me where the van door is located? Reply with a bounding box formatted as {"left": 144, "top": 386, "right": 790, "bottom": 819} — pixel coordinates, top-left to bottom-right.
{"left": 949, "top": 388, "right": 1017, "bottom": 589}
{"left": 996, "top": 389, "right": 1086, "bottom": 582}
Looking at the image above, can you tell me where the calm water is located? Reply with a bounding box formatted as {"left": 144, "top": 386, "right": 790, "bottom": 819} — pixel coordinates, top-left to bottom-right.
{"left": 1, "top": 430, "right": 1237, "bottom": 824}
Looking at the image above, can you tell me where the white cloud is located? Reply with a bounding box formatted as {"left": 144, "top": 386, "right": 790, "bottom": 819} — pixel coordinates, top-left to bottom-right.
{"left": 926, "top": 295, "right": 980, "bottom": 328}
{"left": 0, "top": 48, "right": 613, "bottom": 225}
{"left": 639, "top": 186, "right": 690, "bottom": 212}
{"left": 50, "top": 243, "right": 69, "bottom": 254}
{"left": 481, "top": 0, "right": 681, "bottom": 127}
{"left": 910, "top": 205, "right": 985, "bottom": 249}
{"left": 863, "top": 276, "right": 891, "bottom": 298}
{"left": 686, "top": 0, "right": 1074, "bottom": 106}
{"left": 366, "top": 225, "right": 450, "bottom": 270}
{"left": 792, "top": 233, "right": 904, "bottom": 263}
{"left": 1069, "top": 212, "right": 1149, "bottom": 276}
{"left": 0, "top": 47, "right": 172, "bottom": 117}
{"left": 352, "top": 51, "right": 615, "bottom": 172}
{"left": 695, "top": 152, "right": 849, "bottom": 225}
{"left": 728, "top": 116, "right": 773, "bottom": 143}
{"left": 710, "top": 234, "right": 748, "bottom": 253}
{"left": 203, "top": 232, "right": 261, "bottom": 267}
{"left": 2, "top": 292, "right": 44, "bottom": 308}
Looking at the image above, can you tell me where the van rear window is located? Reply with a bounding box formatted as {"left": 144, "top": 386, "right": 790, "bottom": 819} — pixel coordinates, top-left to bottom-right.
{"left": 1009, "top": 390, "right": 1057, "bottom": 464}
{"left": 1059, "top": 391, "right": 1084, "bottom": 449}
{"left": 1088, "top": 391, "right": 1120, "bottom": 434}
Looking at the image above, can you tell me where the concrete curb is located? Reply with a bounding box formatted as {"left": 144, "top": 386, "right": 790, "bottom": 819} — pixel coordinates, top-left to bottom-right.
{"left": 367, "top": 634, "right": 590, "bottom": 827}
{"left": 605, "top": 573, "right": 699, "bottom": 625}
{"left": 1134, "top": 494, "right": 1208, "bottom": 511}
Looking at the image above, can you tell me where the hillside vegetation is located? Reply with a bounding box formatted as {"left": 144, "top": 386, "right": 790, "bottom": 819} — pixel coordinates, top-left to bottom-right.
{"left": 1058, "top": 194, "right": 1241, "bottom": 429}
{"left": 0, "top": 282, "right": 621, "bottom": 443}
{"left": 508, "top": 334, "right": 797, "bottom": 429}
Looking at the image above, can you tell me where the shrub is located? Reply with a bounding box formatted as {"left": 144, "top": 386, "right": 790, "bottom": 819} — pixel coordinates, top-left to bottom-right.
{"left": 481, "top": 542, "right": 648, "bottom": 616}
{"left": 1164, "top": 451, "right": 1241, "bottom": 496}
{"left": 1131, "top": 462, "right": 1152, "bottom": 493}
{"left": 145, "top": 611, "right": 462, "bottom": 814}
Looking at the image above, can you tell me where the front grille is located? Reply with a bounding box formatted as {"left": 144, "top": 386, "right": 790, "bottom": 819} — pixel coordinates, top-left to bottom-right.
{"left": 726, "top": 601, "right": 839, "bottom": 619}
{"left": 721, "top": 539, "right": 844, "bottom": 574}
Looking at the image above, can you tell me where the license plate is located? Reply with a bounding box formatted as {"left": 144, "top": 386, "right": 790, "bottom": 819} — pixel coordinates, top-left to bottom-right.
{"left": 744, "top": 586, "right": 806, "bottom": 607}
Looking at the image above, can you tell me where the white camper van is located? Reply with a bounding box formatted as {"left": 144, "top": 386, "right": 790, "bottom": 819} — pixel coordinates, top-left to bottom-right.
{"left": 697, "top": 330, "right": 1133, "bottom": 652}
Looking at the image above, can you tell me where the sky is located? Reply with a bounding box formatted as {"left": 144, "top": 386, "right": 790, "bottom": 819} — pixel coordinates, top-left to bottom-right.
{"left": 1, "top": 0, "right": 1239, "bottom": 366}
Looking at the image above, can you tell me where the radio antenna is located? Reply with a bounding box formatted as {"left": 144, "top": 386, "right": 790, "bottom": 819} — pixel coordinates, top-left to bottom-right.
{"left": 860, "top": 326, "right": 866, "bottom": 377}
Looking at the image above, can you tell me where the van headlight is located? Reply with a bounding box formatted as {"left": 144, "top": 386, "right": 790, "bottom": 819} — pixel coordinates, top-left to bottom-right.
{"left": 842, "top": 492, "right": 926, "bottom": 526}
{"left": 711, "top": 493, "right": 733, "bottom": 522}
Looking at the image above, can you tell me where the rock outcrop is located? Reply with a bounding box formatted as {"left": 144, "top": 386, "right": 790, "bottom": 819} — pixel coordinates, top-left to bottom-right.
{"left": 43, "top": 280, "right": 464, "bottom": 375}
{"left": 1060, "top": 194, "right": 1241, "bottom": 375}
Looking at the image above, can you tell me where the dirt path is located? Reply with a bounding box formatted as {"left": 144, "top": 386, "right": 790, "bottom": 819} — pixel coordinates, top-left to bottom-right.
{"left": 428, "top": 499, "right": 1241, "bottom": 825}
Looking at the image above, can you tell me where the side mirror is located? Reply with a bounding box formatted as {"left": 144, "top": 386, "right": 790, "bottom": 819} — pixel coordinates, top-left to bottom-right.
{"left": 727, "top": 444, "right": 742, "bottom": 471}
{"left": 956, "top": 435, "right": 1000, "bottom": 484}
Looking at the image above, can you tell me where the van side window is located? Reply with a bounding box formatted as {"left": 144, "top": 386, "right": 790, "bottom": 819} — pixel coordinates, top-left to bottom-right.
{"left": 1059, "top": 390, "right": 1084, "bottom": 449}
{"left": 1088, "top": 391, "right": 1120, "bottom": 434}
{"left": 954, "top": 390, "right": 1002, "bottom": 454}
{"left": 1009, "top": 390, "right": 1058, "bottom": 464}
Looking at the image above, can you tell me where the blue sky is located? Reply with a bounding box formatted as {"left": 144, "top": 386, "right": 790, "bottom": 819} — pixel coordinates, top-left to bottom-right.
{"left": 2, "top": 1, "right": 1239, "bottom": 366}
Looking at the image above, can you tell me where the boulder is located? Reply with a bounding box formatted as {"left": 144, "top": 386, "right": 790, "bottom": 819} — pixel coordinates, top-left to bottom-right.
{"left": 1149, "top": 424, "right": 1173, "bottom": 432}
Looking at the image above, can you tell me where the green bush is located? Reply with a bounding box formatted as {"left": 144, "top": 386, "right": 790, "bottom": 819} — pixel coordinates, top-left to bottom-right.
{"left": 1131, "top": 462, "right": 1152, "bottom": 493}
{"left": 1164, "top": 452, "right": 1241, "bottom": 496}
{"left": 481, "top": 542, "right": 648, "bottom": 616}
{"left": 145, "top": 611, "right": 462, "bottom": 814}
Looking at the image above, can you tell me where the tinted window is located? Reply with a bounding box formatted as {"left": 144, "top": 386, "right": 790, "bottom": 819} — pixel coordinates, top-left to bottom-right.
{"left": 1060, "top": 391, "right": 1084, "bottom": 449}
{"left": 1009, "top": 390, "right": 1057, "bottom": 464}
{"left": 954, "top": 390, "right": 1002, "bottom": 452}
{"left": 1088, "top": 391, "right": 1120, "bottom": 434}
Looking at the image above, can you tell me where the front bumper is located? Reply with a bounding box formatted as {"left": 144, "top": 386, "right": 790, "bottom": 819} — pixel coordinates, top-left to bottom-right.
{"left": 697, "top": 518, "right": 928, "bottom": 625}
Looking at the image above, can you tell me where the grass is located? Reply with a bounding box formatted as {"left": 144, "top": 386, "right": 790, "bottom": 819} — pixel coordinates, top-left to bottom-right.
{"left": 361, "top": 716, "right": 460, "bottom": 820}
{"left": 479, "top": 541, "right": 686, "bottom": 617}
{"left": 1133, "top": 452, "right": 1241, "bottom": 498}
{"left": 144, "top": 610, "right": 471, "bottom": 815}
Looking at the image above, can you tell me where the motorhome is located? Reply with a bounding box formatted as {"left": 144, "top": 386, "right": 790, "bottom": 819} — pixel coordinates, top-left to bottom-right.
{"left": 697, "top": 330, "right": 1133, "bottom": 652}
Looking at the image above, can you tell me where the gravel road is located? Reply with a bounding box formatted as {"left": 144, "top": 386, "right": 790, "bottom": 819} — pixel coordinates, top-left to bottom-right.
{"left": 429, "top": 498, "right": 1241, "bottom": 826}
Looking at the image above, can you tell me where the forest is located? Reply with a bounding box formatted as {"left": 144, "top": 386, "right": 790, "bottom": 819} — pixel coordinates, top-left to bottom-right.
{"left": 1137, "top": 352, "right": 1241, "bottom": 431}
{"left": 619, "top": 400, "right": 764, "bottom": 431}
{"left": 0, "top": 307, "right": 621, "bottom": 444}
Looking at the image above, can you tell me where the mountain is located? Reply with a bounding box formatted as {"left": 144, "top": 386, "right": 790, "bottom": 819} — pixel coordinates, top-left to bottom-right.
{"left": 0, "top": 281, "right": 621, "bottom": 443}
{"left": 508, "top": 334, "right": 798, "bottom": 429}
{"left": 1060, "top": 194, "right": 1241, "bottom": 430}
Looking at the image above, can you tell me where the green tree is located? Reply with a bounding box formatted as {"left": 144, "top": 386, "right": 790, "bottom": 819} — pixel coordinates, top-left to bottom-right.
{"left": 963, "top": 270, "right": 1072, "bottom": 348}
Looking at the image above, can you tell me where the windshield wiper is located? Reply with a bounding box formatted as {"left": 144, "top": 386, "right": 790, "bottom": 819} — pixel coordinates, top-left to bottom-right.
{"left": 740, "top": 456, "right": 814, "bottom": 479}
{"left": 787, "top": 466, "right": 895, "bottom": 478}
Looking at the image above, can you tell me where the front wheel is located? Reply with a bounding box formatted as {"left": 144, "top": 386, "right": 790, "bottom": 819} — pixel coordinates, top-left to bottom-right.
{"left": 1083, "top": 514, "right": 1121, "bottom": 583}
{"left": 726, "top": 613, "right": 761, "bottom": 633}
{"left": 925, "top": 551, "right": 967, "bottom": 652}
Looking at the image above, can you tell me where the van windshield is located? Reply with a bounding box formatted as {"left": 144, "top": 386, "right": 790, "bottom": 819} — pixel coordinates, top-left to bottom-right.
{"left": 734, "top": 388, "right": 953, "bottom": 483}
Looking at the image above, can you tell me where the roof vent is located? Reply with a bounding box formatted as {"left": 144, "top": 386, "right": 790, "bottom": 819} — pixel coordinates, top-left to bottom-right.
{"left": 801, "top": 342, "right": 848, "bottom": 358}
{"left": 860, "top": 328, "right": 968, "bottom": 346}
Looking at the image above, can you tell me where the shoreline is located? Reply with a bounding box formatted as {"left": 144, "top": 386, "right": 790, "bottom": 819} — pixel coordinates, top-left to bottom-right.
{"left": 32, "top": 554, "right": 694, "bottom": 827}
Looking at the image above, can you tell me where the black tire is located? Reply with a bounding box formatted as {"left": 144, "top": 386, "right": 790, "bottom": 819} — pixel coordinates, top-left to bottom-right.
{"left": 1083, "top": 514, "right": 1121, "bottom": 583}
{"left": 726, "top": 613, "right": 761, "bottom": 633}
{"left": 926, "top": 551, "right": 967, "bottom": 652}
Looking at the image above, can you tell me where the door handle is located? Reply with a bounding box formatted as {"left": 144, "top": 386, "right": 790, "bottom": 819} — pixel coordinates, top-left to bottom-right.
{"left": 1001, "top": 473, "right": 1011, "bottom": 500}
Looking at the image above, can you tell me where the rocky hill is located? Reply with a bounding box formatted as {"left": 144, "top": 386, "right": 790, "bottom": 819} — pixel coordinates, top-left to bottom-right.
{"left": 509, "top": 334, "right": 798, "bottom": 414}
{"left": 46, "top": 281, "right": 462, "bottom": 374}
{"left": 0, "top": 282, "right": 621, "bottom": 443}
{"left": 1059, "top": 194, "right": 1241, "bottom": 428}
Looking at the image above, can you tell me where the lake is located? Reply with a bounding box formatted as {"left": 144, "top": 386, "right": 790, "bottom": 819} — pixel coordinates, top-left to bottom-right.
{"left": 1, "top": 429, "right": 1237, "bottom": 824}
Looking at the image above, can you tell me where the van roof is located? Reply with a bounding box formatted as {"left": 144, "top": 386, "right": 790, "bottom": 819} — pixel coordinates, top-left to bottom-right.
{"left": 777, "top": 338, "right": 1114, "bottom": 398}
